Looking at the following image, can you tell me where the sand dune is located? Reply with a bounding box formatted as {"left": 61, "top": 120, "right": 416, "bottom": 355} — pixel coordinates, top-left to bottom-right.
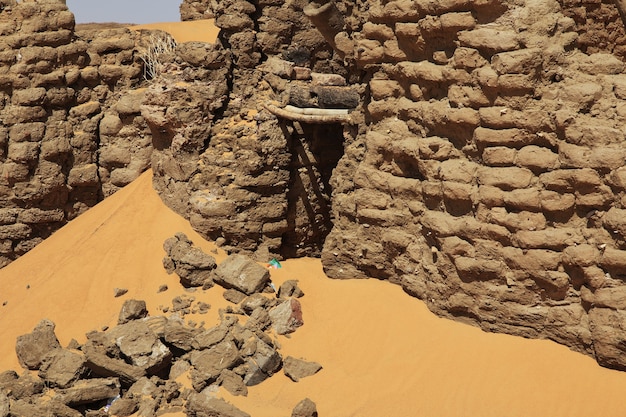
{"left": 1, "top": 170, "right": 626, "bottom": 416}
{"left": 129, "top": 19, "right": 220, "bottom": 43}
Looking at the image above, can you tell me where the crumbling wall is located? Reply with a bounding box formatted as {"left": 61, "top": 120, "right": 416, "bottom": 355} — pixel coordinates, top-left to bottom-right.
{"left": 0, "top": 0, "right": 152, "bottom": 266}
{"left": 148, "top": 0, "right": 359, "bottom": 259}
{"left": 318, "top": 0, "right": 626, "bottom": 370}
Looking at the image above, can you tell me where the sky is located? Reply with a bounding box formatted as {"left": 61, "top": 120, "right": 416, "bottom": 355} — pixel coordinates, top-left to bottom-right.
{"left": 66, "top": 0, "right": 181, "bottom": 24}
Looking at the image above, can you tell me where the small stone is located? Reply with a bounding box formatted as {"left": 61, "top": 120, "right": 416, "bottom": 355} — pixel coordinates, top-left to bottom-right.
{"left": 114, "top": 288, "right": 128, "bottom": 297}
{"left": 118, "top": 299, "right": 148, "bottom": 325}
{"left": 292, "top": 398, "right": 318, "bottom": 417}
{"left": 157, "top": 284, "right": 168, "bottom": 293}
{"left": 223, "top": 289, "right": 247, "bottom": 304}
{"left": 283, "top": 357, "right": 322, "bottom": 382}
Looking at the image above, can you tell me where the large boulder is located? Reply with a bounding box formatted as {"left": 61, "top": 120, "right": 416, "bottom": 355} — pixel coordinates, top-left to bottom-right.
{"left": 214, "top": 254, "right": 271, "bottom": 295}
{"left": 15, "top": 319, "right": 61, "bottom": 370}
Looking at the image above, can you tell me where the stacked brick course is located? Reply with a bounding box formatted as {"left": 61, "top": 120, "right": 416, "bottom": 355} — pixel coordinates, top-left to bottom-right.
{"left": 0, "top": 0, "right": 151, "bottom": 266}
{"left": 319, "top": 0, "right": 626, "bottom": 369}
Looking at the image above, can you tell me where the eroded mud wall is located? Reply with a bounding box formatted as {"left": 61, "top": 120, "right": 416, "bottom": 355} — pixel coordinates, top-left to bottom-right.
{"left": 0, "top": 0, "right": 152, "bottom": 266}
{"left": 149, "top": 0, "right": 357, "bottom": 259}
{"left": 320, "top": 0, "right": 626, "bottom": 370}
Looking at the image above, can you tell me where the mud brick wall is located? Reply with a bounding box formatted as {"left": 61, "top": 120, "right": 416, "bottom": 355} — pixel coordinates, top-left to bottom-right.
{"left": 0, "top": 0, "right": 151, "bottom": 266}
{"left": 149, "top": 0, "right": 355, "bottom": 259}
{"left": 319, "top": 0, "right": 626, "bottom": 370}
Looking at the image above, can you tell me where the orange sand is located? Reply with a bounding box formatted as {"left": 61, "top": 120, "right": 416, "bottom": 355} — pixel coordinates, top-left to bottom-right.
{"left": 129, "top": 19, "right": 220, "bottom": 43}
{"left": 1, "top": 170, "right": 626, "bottom": 417}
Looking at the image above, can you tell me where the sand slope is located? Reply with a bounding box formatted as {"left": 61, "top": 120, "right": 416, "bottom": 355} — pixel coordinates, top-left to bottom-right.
{"left": 129, "top": 19, "right": 219, "bottom": 43}
{"left": 1, "top": 171, "right": 626, "bottom": 416}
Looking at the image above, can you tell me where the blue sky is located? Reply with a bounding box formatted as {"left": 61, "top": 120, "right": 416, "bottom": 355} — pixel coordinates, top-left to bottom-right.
{"left": 66, "top": 0, "right": 181, "bottom": 24}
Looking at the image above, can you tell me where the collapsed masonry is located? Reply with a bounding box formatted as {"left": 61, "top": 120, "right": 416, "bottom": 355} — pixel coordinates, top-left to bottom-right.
{"left": 4, "top": 243, "right": 320, "bottom": 417}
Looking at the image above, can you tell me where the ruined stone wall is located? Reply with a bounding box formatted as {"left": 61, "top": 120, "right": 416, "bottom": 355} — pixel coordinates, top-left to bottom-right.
{"left": 0, "top": 0, "right": 152, "bottom": 266}
{"left": 149, "top": 0, "right": 358, "bottom": 259}
{"left": 319, "top": 0, "right": 626, "bottom": 370}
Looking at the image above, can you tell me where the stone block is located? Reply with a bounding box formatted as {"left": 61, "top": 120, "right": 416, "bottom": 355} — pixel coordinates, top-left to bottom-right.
{"left": 479, "top": 107, "right": 551, "bottom": 131}
{"left": 356, "top": 39, "right": 384, "bottom": 65}
{"left": 481, "top": 207, "right": 546, "bottom": 231}
{"left": 458, "top": 28, "right": 520, "bottom": 54}
{"left": 515, "top": 145, "right": 559, "bottom": 172}
{"left": 438, "top": 159, "right": 478, "bottom": 183}
{"left": 482, "top": 146, "right": 516, "bottom": 166}
{"left": 8, "top": 141, "right": 39, "bottom": 163}
{"left": 539, "top": 168, "right": 601, "bottom": 191}
{"left": 283, "top": 356, "right": 322, "bottom": 382}
{"left": 9, "top": 122, "right": 45, "bottom": 142}
{"left": 11, "top": 87, "right": 46, "bottom": 106}
{"left": 477, "top": 166, "right": 534, "bottom": 189}
{"left": 68, "top": 164, "right": 99, "bottom": 187}
{"left": 454, "top": 256, "right": 503, "bottom": 280}
{"left": 396, "top": 61, "right": 446, "bottom": 83}
{"left": 539, "top": 190, "right": 575, "bottom": 213}
{"left": 56, "top": 378, "right": 120, "bottom": 407}
{"left": 17, "top": 208, "right": 64, "bottom": 224}
{"left": 442, "top": 181, "right": 474, "bottom": 202}
{"left": 370, "top": 79, "right": 404, "bottom": 100}
{"left": 512, "top": 228, "right": 584, "bottom": 250}
{"left": 491, "top": 48, "right": 542, "bottom": 75}
{"left": 562, "top": 244, "right": 600, "bottom": 268}
{"left": 187, "top": 390, "right": 250, "bottom": 417}
{"left": 610, "top": 167, "right": 626, "bottom": 191}
{"left": 500, "top": 247, "right": 561, "bottom": 271}
{"left": 362, "top": 22, "right": 395, "bottom": 41}
{"left": 269, "top": 298, "right": 304, "bottom": 335}
{"left": 38, "top": 349, "right": 86, "bottom": 388}
{"left": 214, "top": 254, "right": 270, "bottom": 295}
{"left": 440, "top": 12, "right": 476, "bottom": 31}
{"left": 15, "top": 319, "right": 61, "bottom": 370}
{"left": 69, "top": 100, "right": 100, "bottom": 118}
{"left": 448, "top": 84, "right": 490, "bottom": 108}
{"left": 0, "top": 223, "right": 32, "bottom": 240}
{"left": 473, "top": 127, "right": 534, "bottom": 148}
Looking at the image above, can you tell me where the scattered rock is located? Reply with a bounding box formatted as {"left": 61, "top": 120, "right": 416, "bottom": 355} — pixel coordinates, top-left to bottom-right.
{"left": 0, "top": 392, "right": 8, "bottom": 417}
{"left": 55, "top": 377, "right": 120, "bottom": 406}
{"left": 214, "top": 254, "right": 271, "bottom": 295}
{"left": 292, "top": 398, "right": 318, "bottom": 417}
{"left": 278, "top": 280, "right": 305, "bottom": 299}
{"left": 107, "top": 397, "right": 138, "bottom": 417}
{"left": 223, "top": 288, "right": 247, "bottom": 304}
{"left": 118, "top": 299, "right": 148, "bottom": 324}
{"left": 114, "top": 287, "right": 128, "bottom": 297}
{"left": 283, "top": 356, "right": 322, "bottom": 382}
{"left": 163, "top": 233, "right": 217, "bottom": 287}
{"left": 269, "top": 298, "right": 304, "bottom": 335}
{"left": 38, "top": 348, "right": 87, "bottom": 388}
{"left": 171, "top": 294, "right": 195, "bottom": 313}
{"left": 186, "top": 389, "right": 250, "bottom": 417}
{"left": 158, "top": 284, "right": 169, "bottom": 293}
{"left": 218, "top": 369, "right": 248, "bottom": 396}
{"left": 15, "top": 319, "right": 61, "bottom": 370}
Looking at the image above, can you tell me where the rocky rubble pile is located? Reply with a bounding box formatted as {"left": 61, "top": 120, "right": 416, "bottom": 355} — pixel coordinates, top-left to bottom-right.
{"left": 2, "top": 237, "right": 321, "bottom": 416}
